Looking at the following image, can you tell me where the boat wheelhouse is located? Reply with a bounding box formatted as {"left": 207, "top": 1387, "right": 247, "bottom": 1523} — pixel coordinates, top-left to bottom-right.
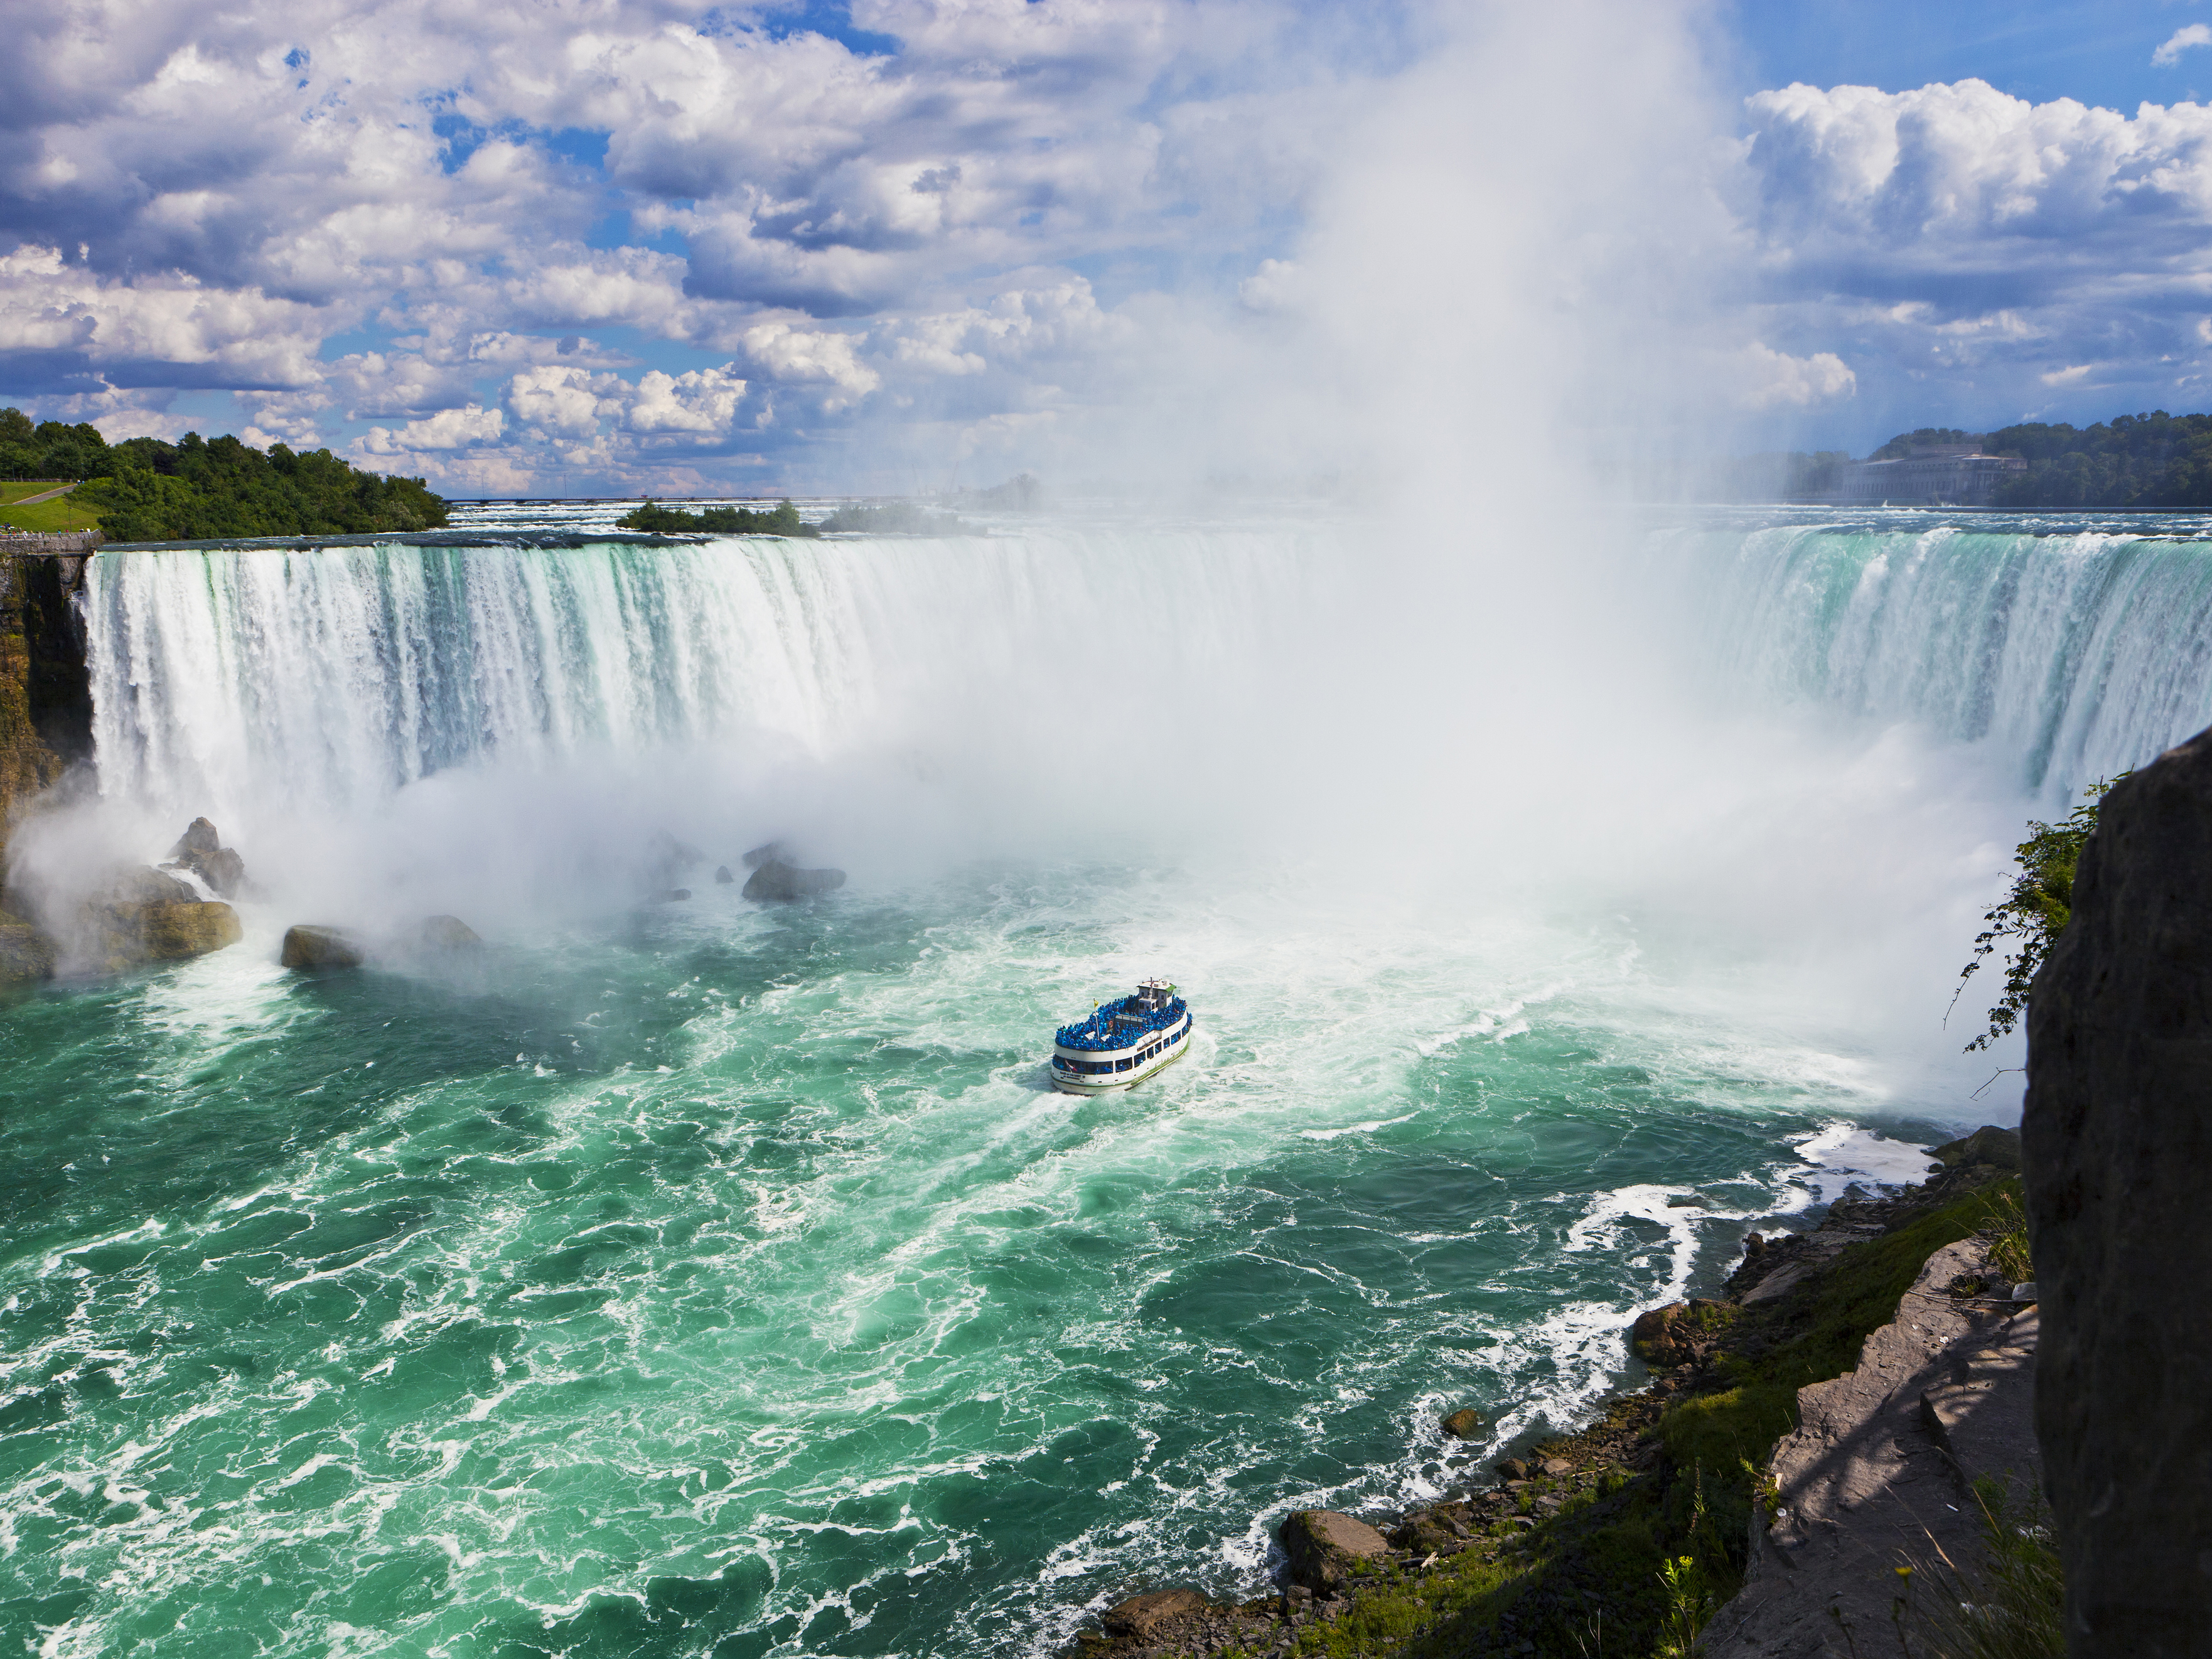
{"left": 1049, "top": 978, "right": 1194, "bottom": 1094}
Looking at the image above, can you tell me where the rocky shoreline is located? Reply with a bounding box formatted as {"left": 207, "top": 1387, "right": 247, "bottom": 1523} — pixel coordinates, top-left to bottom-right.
{"left": 1061, "top": 1130, "right": 2028, "bottom": 1659}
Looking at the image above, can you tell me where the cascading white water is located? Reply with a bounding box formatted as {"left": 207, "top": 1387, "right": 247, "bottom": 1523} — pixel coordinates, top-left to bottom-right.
{"left": 83, "top": 516, "right": 2212, "bottom": 831}
{"left": 1655, "top": 515, "right": 2212, "bottom": 794}
{"left": 81, "top": 527, "right": 1290, "bottom": 820}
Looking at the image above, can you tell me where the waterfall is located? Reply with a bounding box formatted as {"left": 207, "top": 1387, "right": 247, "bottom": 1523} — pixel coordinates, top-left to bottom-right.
{"left": 78, "top": 516, "right": 2212, "bottom": 832}
{"left": 78, "top": 527, "right": 1294, "bottom": 824}
{"left": 1657, "top": 520, "right": 2212, "bottom": 794}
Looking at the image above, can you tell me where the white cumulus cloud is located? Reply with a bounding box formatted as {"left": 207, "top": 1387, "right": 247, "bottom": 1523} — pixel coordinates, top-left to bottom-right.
{"left": 1734, "top": 343, "right": 1857, "bottom": 410}
{"left": 2154, "top": 24, "right": 2212, "bottom": 67}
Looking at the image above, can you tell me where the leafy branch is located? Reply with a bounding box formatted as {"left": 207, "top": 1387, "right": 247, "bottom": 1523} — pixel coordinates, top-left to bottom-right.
{"left": 1954, "top": 776, "right": 2123, "bottom": 1051}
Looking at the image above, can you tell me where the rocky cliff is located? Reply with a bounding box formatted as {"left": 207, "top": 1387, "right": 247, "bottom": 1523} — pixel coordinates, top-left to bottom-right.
{"left": 0, "top": 549, "right": 92, "bottom": 834}
{"left": 2025, "top": 721, "right": 2212, "bottom": 1658}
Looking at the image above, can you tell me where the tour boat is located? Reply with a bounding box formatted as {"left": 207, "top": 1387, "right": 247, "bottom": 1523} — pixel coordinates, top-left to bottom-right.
{"left": 1049, "top": 978, "right": 1195, "bottom": 1093}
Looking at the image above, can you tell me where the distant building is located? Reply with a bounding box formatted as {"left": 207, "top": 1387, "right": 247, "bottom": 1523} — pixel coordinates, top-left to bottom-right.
{"left": 1837, "top": 444, "right": 2027, "bottom": 507}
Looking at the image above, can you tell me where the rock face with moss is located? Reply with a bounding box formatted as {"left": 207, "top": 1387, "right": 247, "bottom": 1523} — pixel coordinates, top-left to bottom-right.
{"left": 0, "top": 550, "right": 92, "bottom": 829}
{"left": 2025, "top": 719, "right": 2212, "bottom": 1658}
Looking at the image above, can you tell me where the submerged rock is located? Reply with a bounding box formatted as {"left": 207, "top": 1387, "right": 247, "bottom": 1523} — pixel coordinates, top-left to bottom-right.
{"left": 741, "top": 859, "right": 845, "bottom": 903}
{"left": 1278, "top": 1510, "right": 1390, "bottom": 1592}
{"left": 281, "top": 925, "right": 366, "bottom": 970}
{"left": 652, "top": 888, "right": 692, "bottom": 903}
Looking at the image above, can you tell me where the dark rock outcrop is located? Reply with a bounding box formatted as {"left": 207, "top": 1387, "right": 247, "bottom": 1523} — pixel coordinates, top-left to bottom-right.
{"left": 0, "top": 920, "right": 53, "bottom": 988}
{"left": 2024, "top": 722, "right": 2212, "bottom": 1657}
{"left": 1441, "top": 1406, "right": 1483, "bottom": 1439}
{"left": 162, "top": 817, "right": 249, "bottom": 898}
{"left": 0, "top": 549, "right": 92, "bottom": 826}
{"left": 281, "top": 925, "right": 367, "bottom": 970}
{"left": 741, "top": 840, "right": 787, "bottom": 869}
{"left": 741, "top": 859, "right": 846, "bottom": 902}
{"left": 1928, "top": 1123, "right": 2022, "bottom": 1173}
{"left": 714, "top": 864, "right": 734, "bottom": 884}
{"left": 1277, "top": 1509, "right": 1389, "bottom": 1592}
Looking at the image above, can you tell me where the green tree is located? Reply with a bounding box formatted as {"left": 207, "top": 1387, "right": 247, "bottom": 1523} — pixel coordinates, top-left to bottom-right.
{"left": 1955, "top": 778, "right": 2123, "bottom": 1051}
{"left": 616, "top": 500, "right": 817, "bottom": 537}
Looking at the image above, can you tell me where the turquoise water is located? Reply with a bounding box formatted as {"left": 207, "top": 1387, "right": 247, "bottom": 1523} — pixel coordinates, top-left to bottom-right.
{"left": 4, "top": 510, "right": 2206, "bottom": 1656}
{"left": 0, "top": 865, "right": 1923, "bottom": 1659}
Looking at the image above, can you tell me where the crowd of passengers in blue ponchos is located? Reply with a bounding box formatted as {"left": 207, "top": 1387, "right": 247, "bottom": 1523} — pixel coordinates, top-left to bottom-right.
{"left": 1055, "top": 993, "right": 1190, "bottom": 1051}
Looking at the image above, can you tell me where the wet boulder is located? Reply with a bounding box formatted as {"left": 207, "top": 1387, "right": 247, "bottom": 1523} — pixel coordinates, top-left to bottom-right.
{"left": 741, "top": 840, "right": 787, "bottom": 869}
{"left": 741, "top": 859, "right": 846, "bottom": 903}
{"left": 139, "top": 902, "right": 242, "bottom": 960}
{"left": 1279, "top": 1509, "right": 1390, "bottom": 1592}
{"left": 411, "top": 915, "right": 483, "bottom": 951}
{"left": 714, "top": 865, "right": 735, "bottom": 884}
{"left": 1441, "top": 1406, "right": 1485, "bottom": 1439}
{"left": 163, "top": 818, "right": 249, "bottom": 898}
{"left": 169, "top": 818, "right": 219, "bottom": 861}
{"left": 111, "top": 865, "right": 198, "bottom": 906}
{"left": 281, "top": 925, "right": 367, "bottom": 970}
{"left": 80, "top": 867, "right": 241, "bottom": 968}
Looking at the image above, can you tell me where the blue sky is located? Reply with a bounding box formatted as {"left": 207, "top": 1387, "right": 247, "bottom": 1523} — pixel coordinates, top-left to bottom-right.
{"left": 9, "top": 0, "right": 2212, "bottom": 493}
{"left": 1735, "top": 0, "right": 2211, "bottom": 111}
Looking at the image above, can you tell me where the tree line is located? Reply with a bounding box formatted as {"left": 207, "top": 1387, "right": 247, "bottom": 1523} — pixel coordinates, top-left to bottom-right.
{"left": 1728, "top": 409, "right": 2212, "bottom": 509}
{"left": 0, "top": 409, "right": 447, "bottom": 540}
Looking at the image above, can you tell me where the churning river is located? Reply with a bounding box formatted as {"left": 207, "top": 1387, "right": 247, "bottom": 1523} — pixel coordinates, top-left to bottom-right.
{"left": 3, "top": 505, "right": 2208, "bottom": 1658}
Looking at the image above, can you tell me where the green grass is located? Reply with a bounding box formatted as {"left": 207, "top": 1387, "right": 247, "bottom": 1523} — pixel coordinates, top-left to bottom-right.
{"left": 0, "top": 480, "right": 75, "bottom": 505}
{"left": 1179, "top": 1178, "right": 2029, "bottom": 1659}
{"left": 0, "top": 485, "right": 101, "bottom": 534}
{"left": 1905, "top": 1476, "right": 2063, "bottom": 1659}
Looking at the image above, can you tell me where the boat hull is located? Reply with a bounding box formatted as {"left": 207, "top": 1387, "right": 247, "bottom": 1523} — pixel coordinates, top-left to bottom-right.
{"left": 1049, "top": 1034, "right": 1191, "bottom": 1094}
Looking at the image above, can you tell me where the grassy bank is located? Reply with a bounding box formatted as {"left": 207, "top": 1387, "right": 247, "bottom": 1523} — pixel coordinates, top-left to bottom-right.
{"left": 1098, "top": 1172, "right": 2026, "bottom": 1659}
{"left": 0, "top": 483, "right": 99, "bottom": 534}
